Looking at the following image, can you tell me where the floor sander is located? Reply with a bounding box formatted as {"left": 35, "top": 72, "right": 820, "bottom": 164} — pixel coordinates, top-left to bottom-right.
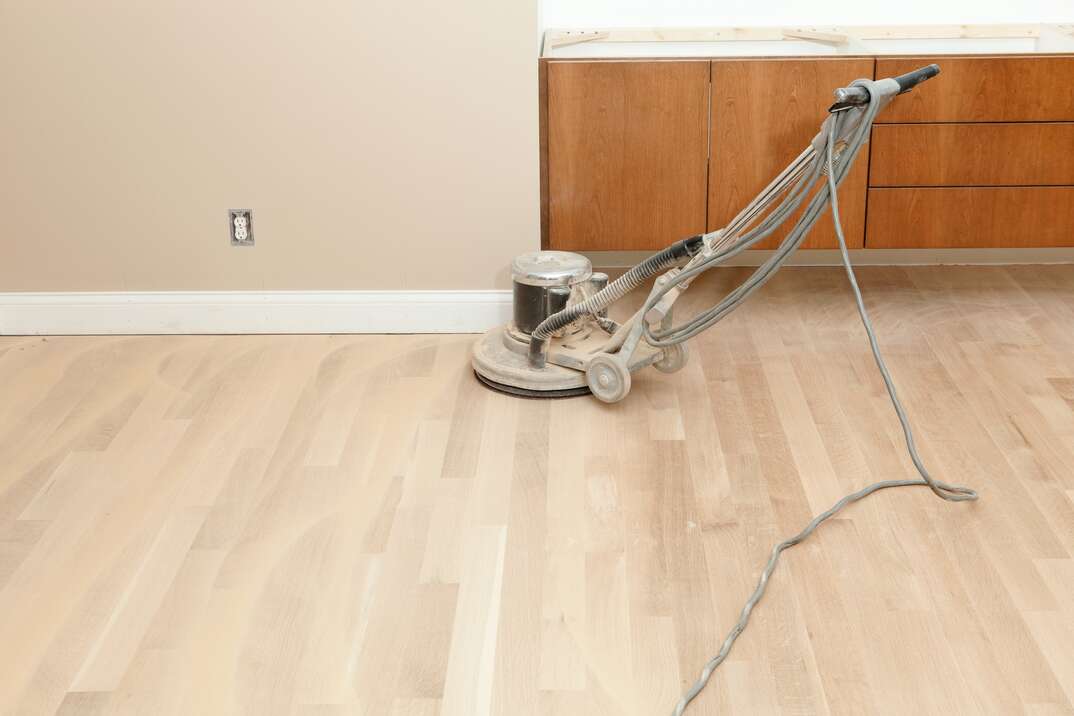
{"left": 473, "top": 65, "right": 979, "bottom": 713}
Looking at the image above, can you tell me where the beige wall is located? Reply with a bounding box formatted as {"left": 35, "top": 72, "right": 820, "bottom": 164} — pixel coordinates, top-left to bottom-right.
{"left": 0, "top": 1, "right": 539, "bottom": 291}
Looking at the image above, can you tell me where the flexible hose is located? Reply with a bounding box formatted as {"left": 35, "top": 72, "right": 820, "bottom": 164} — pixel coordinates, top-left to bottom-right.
{"left": 527, "top": 235, "right": 704, "bottom": 368}
{"left": 672, "top": 99, "right": 978, "bottom": 716}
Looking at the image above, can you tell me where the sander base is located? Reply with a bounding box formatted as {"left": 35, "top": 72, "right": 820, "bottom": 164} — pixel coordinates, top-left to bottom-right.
{"left": 472, "top": 370, "right": 590, "bottom": 399}
{"left": 471, "top": 325, "right": 589, "bottom": 398}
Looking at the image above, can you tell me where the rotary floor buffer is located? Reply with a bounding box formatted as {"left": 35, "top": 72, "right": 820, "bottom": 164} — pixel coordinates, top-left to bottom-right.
{"left": 473, "top": 65, "right": 979, "bottom": 713}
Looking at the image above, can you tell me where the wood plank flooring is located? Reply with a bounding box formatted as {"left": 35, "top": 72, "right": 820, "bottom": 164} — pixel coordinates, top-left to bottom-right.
{"left": 1, "top": 265, "right": 1073, "bottom": 715}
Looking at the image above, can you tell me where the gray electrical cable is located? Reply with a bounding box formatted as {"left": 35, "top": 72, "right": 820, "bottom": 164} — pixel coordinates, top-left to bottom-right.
{"left": 671, "top": 100, "right": 978, "bottom": 716}
{"left": 644, "top": 98, "right": 876, "bottom": 348}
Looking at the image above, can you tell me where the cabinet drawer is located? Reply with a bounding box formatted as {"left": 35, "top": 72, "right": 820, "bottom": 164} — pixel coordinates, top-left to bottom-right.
{"left": 876, "top": 56, "right": 1074, "bottom": 123}
{"left": 546, "top": 61, "right": 709, "bottom": 251}
{"left": 870, "top": 123, "right": 1074, "bottom": 186}
{"left": 865, "top": 187, "right": 1074, "bottom": 248}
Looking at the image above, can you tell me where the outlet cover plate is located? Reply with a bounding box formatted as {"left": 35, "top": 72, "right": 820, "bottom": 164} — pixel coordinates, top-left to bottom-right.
{"left": 229, "top": 209, "right": 254, "bottom": 246}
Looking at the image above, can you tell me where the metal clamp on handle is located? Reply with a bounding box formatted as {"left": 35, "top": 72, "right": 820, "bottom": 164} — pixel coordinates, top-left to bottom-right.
{"left": 831, "top": 86, "right": 870, "bottom": 108}
{"left": 892, "top": 63, "right": 940, "bottom": 94}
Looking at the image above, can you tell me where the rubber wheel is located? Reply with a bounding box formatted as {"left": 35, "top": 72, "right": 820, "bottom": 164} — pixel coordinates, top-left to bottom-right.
{"left": 586, "top": 354, "right": 632, "bottom": 404}
{"left": 654, "top": 343, "right": 689, "bottom": 374}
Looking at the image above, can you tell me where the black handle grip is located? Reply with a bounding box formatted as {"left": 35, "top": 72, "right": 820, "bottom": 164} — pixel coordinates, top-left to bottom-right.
{"left": 893, "top": 63, "right": 940, "bottom": 94}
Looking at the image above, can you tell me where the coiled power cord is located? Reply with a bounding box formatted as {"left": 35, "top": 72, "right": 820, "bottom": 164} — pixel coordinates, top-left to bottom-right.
{"left": 670, "top": 84, "right": 978, "bottom": 715}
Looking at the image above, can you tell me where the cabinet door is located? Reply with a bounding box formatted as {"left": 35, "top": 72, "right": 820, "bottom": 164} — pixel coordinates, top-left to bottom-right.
{"left": 709, "top": 58, "right": 873, "bottom": 249}
{"left": 545, "top": 61, "right": 709, "bottom": 251}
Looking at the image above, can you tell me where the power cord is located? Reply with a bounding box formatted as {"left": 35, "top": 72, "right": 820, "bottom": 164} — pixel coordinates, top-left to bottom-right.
{"left": 672, "top": 116, "right": 978, "bottom": 716}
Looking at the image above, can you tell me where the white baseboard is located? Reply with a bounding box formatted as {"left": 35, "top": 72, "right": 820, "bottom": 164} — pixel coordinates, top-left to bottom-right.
{"left": 6, "top": 248, "right": 1072, "bottom": 336}
{"left": 0, "top": 290, "right": 513, "bottom": 336}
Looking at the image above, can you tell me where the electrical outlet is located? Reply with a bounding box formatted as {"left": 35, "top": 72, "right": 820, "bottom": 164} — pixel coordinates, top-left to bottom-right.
{"left": 229, "top": 209, "right": 254, "bottom": 246}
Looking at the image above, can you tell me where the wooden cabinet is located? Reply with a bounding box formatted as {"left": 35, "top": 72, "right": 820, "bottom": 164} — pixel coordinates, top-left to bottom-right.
{"left": 709, "top": 58, "right": 873, "bottom": 249}
{"left": 544, "top": 61, "right": 709, "bottom": 251}
{"left": 542, "top": 54, "right": 1074, "bottom": 252}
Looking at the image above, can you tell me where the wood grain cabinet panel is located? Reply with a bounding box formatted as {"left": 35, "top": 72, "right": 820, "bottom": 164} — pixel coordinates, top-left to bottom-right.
{"left": 709, "top": 58, "right": 873, "bottom": 249}
{"left": 876, "top": 56, "right": 1074, "bottom": 123}
{"left": 870, "top": 123, "right": 1074, "bottom": 186}
{"left": 545, "top": 61, "right": 709, "bottom": 251}
{"left": 866, "top": 187, "right": 1074, "bottom": 248}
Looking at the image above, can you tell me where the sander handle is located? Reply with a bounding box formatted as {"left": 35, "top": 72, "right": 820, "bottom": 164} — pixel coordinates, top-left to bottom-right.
{"left": 893, "top": 63, "right": 940, "bottom": 94}
{"left": 830, "top": 63, "right": 940, "bottom": 111}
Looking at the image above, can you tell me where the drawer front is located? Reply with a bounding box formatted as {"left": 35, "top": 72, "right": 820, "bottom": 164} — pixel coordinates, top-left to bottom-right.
{"left": 870, "top": 123, "right": 1074, "bottom": 186}
{"left": 546, "top": 61, "right": 709, "bottom": 251}
{"left": 866, "top": 187, "right": 1074, "bottom": 248}
{"left": 876, "top": 56, "right": 1074, "bottom": 123}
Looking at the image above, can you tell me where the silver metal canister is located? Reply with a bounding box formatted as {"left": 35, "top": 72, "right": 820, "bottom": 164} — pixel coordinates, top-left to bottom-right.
{"left": 510, "top": 251, "right": 593, "bottom": 335}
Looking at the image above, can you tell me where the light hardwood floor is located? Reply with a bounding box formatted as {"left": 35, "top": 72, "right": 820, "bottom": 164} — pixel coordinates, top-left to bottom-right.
{"left": 2, "top": 266, "right": 1074, "bottom": 715}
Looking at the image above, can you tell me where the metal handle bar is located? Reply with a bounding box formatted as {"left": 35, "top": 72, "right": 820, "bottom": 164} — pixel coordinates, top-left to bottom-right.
{"left": 830, "top": 63, "right": 941, "bottom": 109}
